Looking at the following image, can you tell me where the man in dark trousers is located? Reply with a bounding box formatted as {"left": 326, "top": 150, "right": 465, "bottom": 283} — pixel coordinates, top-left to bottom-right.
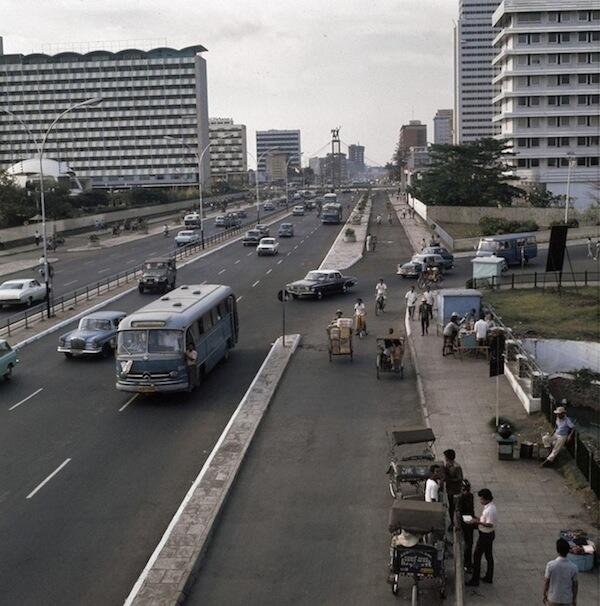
{"left": 418, "top": 297, "right": 430, "bottom": 336}
{"left": 456, "top": 480, "right": 475, "bottom": 573}
{"left": 466, "top": 488, "right": 497, "bottom": 586}
{"left": 442, "top": 448, "right": 463, "bottom": 529}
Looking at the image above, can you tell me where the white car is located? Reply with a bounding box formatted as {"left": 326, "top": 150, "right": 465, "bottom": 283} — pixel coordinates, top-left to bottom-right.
{"left": 174, "top": 230, "right": 200, "bottom": 247}
{"left": 0, "top": 278, "right": 46, "bottom": 307}
{"left": 292, "top": 205, "right": 305, "bottom": 216}
{"left": 256, "top": 237, "right": 279, "bottom": 256}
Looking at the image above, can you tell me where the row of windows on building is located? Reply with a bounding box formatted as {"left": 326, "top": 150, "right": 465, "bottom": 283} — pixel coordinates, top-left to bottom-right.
{"left": 516, "top": 136, "right": 599, "bottom": 147}
{"left": 512, "top": 94, "right": 600, "bottom": 107}
{"left": 0, "top": 60, "right": 195, "bottom": 72}
{"left": 512, "top": 73, "right": 600, "bottom": 87}
{"left": 516, "top": 156, "right": 599, "bottom": 168}
{"left": 516, "top": 115, "right": 600, "bottom": 127}
{"left": 510, "top": 52, "right": 600, "bottom": 66}
{"left": 514, "top": 10, "right": 600, "bottom": 24}
{"left": 514, "top": 31, "right": 600, "bottom": 45}
{"left": 2, "top": 93, "right": 197, "bottom": 104}
{"left": 2, "top": 75, "right": 196, "bottom": 87}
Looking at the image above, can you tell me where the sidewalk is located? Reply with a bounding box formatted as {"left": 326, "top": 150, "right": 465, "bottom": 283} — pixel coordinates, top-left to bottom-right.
{"left": 393, "top": 195, "right": 599, "bottom": 605}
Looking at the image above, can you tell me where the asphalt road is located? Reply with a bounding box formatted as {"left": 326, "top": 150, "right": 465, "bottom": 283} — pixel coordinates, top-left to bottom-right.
{"left": 0, "top": 193, "right": 355, "bottom": 606}
{"left": 188, "top": 192, "right": 446, "bottom": 605}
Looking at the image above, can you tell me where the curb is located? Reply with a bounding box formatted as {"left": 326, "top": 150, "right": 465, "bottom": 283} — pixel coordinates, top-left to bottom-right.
{"left": 124, "top": 334, "right": 301, "bottom": 606}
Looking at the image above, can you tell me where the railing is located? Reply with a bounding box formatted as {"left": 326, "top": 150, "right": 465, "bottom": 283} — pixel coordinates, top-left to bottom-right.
{"left": 471, "top": 270, "right": 600, "bottom": 290}
{"left": 1, "top": 207, "right": 291, "bottom": 340}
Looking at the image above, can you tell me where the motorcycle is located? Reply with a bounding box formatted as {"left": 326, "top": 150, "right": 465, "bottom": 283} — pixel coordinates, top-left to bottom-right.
{"left": 375, "top": 294, "right": 386, "bottom": 316}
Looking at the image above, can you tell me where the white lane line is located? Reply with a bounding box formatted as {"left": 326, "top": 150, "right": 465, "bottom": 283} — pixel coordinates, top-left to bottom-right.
{"left": 300, "top": 240, "right": 305, "bottom": 244}
{"left": 252, "top": 280, "right": 260, "bottom": 288}
{"left": 201, "top": 280, "right": 207, "bottom": 285}
{"left": 127, "top": 259, "right": 137, "bottom": 264}
{"left": 9, "top": 387, "right": 44, "bottom": 412}
{"left": 63, "top": 280, "right": 78, "bottom": 287}
{"left": 98, "top": 268, "right": 110, "bottom": 274}
{"left": 277, "top": 259, "right": 283, "bottom": 265}
{"left": 218, "top": 269, "right": 226, "bottom": 275}
{"left": 266, "top": 268, "right": 272, "bottom": 275}
{"left": 119, "top": 394, "right": 138, "bottom": 413}
{"left": 247, "top": 252, "right": 253, "bottom": 257}
{"left": 236, "top": 296, "right": 243, "bottom": 302}
{"left": 287, "top": 252, "right": 292, "bottom": 256}
{"left": 84, "top": 260, "right": 94, "bottom": 265}
{"left": 147, "top": 251, "right": 157, "bottom": 256}
{"left": 26, "top": 458, "right": 71, "bottom": 500}
{"left": 234, "top": 259, "right": 241, "bottom": 264}
{"left": 293, "top": 245, "right": 298, "bottom": 250}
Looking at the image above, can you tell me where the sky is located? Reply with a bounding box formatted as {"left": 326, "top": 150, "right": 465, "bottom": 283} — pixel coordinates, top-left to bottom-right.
{"left": 1, "top": 0, "right": 456, "bottom": 166}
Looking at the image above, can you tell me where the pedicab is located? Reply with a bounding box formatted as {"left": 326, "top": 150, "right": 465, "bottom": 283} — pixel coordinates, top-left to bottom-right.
{"left": 386, "top": 426, "right": 440, "bottom": 499}
{"left": 376, "top": 336, "right": 404, "bottom": 379}
{"left": 326, "top": 317, "right": 353, "bottom": 362}
{"left": 388, "top": 499, "right": 448, "bottom": 603}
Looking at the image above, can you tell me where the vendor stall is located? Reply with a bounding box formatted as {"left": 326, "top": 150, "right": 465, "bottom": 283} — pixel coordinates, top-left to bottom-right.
{"left": 471, "top": 255, "right": 506, "bottom": 289}
{"left": 436, "top": 288, "right": 482, "bottom": 331}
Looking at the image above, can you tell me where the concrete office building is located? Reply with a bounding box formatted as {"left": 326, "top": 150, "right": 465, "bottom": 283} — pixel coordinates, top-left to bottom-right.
{"left": 492, "top": 0, "right": 600, "bottom": 207}
{"left": 454, "top": 0, "right": 501, "bottom": 142}
{"left": 0, "top": 37, "right": 210, "bottom": 189}
{"left": 348, "top": 144, "right": 365, "bottom": 166}
{"left": 266, "top": 151, "right": 289, "bottom": 183}
{"left": 398, "top": 121, "right": 427, "bottom": 160}
{"left": 256, "top": 130, "right": 301, "bottom": 176}
{"left": 433, "top": 109, "right": 454, "bottom": 144}
{"left": 209, "top": 117, "right": 247, "bottom": 185}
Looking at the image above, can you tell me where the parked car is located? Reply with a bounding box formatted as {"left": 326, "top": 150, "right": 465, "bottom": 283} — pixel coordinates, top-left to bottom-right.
{"left": 256, "top": 224, "right": 270, "bottom": 237}
{"left": 292, "top": 205, "right": 305, "bottom": 216}
{"left": 0, "top": 339, "right": 18, "bottom": 380}
{"left": 397, "top": 253, "right": 445, "bottom": 278}
{"left": 57, "top": 311, "right": 127, "bottom": 358}
{"left": 243, "top": 229, "right": 262, "bottom": 246}
{"left": 286, "top": 270, "right": 357, "bottom": 300}
{"left": 175, "top": 230, "right": 200, "bottom": 247}
{"left": 138, "top": 257, "right": 176, "bottom": 293}
{"left": 263, "top": 201, "right": 275, "bottom": 211}
{"left": 257, "top": 237, "right": 279, "bottom": 256}
{"left": 0, "top": 278, "right": 46, "bottom": 308}
{"left": 422, "top": 246, "right": 454, "bottom": 271}
{"left": 278, "top": 223, "right": 294, "bottom": 237}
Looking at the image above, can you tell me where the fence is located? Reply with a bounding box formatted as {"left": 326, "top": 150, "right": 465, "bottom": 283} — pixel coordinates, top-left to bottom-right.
{"left": 1, "top": 207, "right": 291, "bottom": 340}
{"left": 471, "top": 270, "right": 600, "bottom": 291}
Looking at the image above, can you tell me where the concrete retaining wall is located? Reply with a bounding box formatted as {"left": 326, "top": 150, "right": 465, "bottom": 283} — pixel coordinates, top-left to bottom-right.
{"left": 521, "top": 338, "right": 600, "bottom": 374}
{"left": 427, "top": 205, "right": 578, "bottom": 227}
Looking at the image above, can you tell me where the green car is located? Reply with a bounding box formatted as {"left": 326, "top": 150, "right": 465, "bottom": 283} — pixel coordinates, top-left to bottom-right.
{"left": 0, "top": 339, "right": 18, "bottom": 380}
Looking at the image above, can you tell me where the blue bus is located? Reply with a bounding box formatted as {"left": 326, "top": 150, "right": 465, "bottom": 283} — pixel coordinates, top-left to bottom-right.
{"left": 476, "top": 232, "right": 538, "bottom": 266}
{"left": 321, "top": 202, "right": 343, "bottom": 224}
{"left": 116, "top": 284, "right": 239, "bottom": 393}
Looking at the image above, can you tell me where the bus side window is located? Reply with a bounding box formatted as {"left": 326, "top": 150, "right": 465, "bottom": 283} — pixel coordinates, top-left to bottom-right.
{"left": 216, "top": 302, "right": 225, "bottom": 321}
{"left": 197, "top": 317, "right": 205, "bottom": 336}
{"left": 203, "top": 312, "right": 214, "bottom": 332}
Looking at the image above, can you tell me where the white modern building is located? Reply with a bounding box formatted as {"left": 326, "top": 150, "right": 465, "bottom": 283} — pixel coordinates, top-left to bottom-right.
{"left": 0, "top": 37, "right": 211, "bottom": 189}
{"left": 492, "top": 1, "right": 600, "bottom": 207}
{"left": 6, "top": 157, "right": 85, "bottom": 194}
{"left": 208, "top": 118, "right": 247, "bottom": 184}
{"left": 434, "top": 109, "right": 454, "bottom": 145}
{"left": 454, "top": 0, "right": 501, "bottom": 142}
{"left": 255, "top": 130, "right": 301, "bottom": 176}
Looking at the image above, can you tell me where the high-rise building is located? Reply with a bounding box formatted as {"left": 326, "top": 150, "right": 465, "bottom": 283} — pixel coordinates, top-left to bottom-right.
{"left": 255, "top": 130, "right": 301, "bottom": 175}
{"left": 0, "top": 37, "right": 211, "bottom": 189}
{"left": 454, "top": 0, "right": 501, "bottom": 142}
{"left": 209, "top": 118, "right": 247, "bottom": 184}
{"left": 433, "top": 109, "right": 454, "bottom": 145}
{"left": 266, "top": 151, "right": 289, "bottom": 183}
{"left": 492, "top": 1, "right": 600, "bottom": 207}
{"left": 348, "top": 144, "right": 365, "bottom": 166}
{"left": 398, "top": 120, "right": 427, "bottom": 162}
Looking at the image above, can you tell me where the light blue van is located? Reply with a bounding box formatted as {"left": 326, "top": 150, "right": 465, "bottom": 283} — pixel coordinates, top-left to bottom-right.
{"left": 0, "top": 339, "right": 18, "bottom": 380}
{"left": 476, "top": 233, "right": 538, "bottom": 266}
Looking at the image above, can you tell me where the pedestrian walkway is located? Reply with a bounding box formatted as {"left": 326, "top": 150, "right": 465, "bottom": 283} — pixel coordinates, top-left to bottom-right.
{"left": 393, "top": 194, "right": 599, "bottom": 605}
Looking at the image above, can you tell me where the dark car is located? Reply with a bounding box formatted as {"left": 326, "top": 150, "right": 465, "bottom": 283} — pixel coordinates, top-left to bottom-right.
{"left": 278, "top": 223, "right": 294, "bottom": 237}
{"left": 422, "top": 246, "right": 454, "bottom": 270}
{"left": 57, "top": 311, "right": 126, "bottom": 358}
{"left": 256, "top": 224, "right": 270, "bottom": 237}
{"left": 237, "top": 208, "right": 248, "bottom": 218}
{"left": 138, "top": 257, "right": 176, "bottom": 293}
{"left": 286, "top": 270, "right": 357, "bottom": 300}
{"left": 243, "top": 229, "right": 262, "bottom": 246}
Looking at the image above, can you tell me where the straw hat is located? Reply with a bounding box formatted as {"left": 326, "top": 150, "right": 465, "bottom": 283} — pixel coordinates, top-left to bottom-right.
{"left": 553, "top": 406, "right": 567, "bottom": 415}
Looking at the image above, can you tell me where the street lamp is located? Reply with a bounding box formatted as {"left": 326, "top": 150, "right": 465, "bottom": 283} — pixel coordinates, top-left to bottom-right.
{"left": 285, "top": 152, "right": 304, "bottom": 208}
{"left": 247, "top": 147, "right": 279, "bottom": 223}
{"left": 564, "top": 152, "right": 576, "bottom": 225}
{"left": 1, "top": 96, "right": 103, "bottom": 318}
{"left": 164, "top": 135, "right": 211, "bottom": 248}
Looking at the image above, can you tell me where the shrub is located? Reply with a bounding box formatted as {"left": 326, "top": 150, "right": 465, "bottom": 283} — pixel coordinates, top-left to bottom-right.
{"left": 344, "top": 227, "right": 356, "bottom": 237}
{"left": 479, "top": 216, "right": 539, "bottom": 236}
{"left": 550, "top": 218, "right": 579, "bottom": 228}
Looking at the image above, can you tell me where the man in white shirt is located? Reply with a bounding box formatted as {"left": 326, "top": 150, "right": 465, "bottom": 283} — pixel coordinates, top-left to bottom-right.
{"left": 466, "top": 488, "right": 497, "bottom": 586}
{"left": 354, "top": 298, "right": 367, "bottom": 337}
{"left": 474, "top": 317, "right": 489, "bottom": 347}
{"left": 423, "top": 286, "right": 435, "bottom": 319}
{"left": 425, "top": 465, "right": 441, "bottom": 502}
{"left": 405, "top": 286, "right": 418, "bottom": 320}
{"left": 544, "top": 538, "right": 578, "bottom": 606}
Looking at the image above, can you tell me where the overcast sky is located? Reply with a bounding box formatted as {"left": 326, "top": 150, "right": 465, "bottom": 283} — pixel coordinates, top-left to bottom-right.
{"left": 1, "top": 0, "right": 456, "bottom": 166}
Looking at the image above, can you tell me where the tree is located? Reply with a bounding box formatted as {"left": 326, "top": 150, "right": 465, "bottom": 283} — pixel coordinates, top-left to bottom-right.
{"left": 525, "top": 184, "right": 563, "bottom": 208}
{"left": 407, "top": 138, "right": 524, "bottom": 207}
{"left": 0, "top": 170, "right": 37, "bottom": 228}
{"left": 385, "top": 143, "right": 403, "bottom": 182}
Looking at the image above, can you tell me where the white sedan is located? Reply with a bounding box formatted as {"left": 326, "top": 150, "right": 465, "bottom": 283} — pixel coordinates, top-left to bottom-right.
{"left": 0, "top": 278, "right": 46, "bottom": 307}
{"left": 256, "top": 237, "right": 279, "bottom": 256}
{"left": 174, "top": 230, "right": 200, "bottom": 247}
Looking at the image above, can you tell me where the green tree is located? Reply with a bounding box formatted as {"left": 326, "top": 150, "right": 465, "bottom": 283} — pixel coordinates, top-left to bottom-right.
{"left": 0, "top": 170, "right": 37, "bottom": 228}
{"left": 525, "top": 184, "right": 563, "bottom": 208}
{"left": 407, "top": 138, "right": 524, "bottom": 207}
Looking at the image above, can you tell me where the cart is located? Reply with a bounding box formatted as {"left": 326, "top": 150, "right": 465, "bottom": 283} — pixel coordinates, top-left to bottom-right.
{"left": 376, "top": 337, "right": 404, "bottom": 379}
{"left": 386, "top": 426, "right": 440, "bottom": 499}
{"left": 388, "top": 499, "right": 448, "bottom": 603}
{"left": 327, "top": 320, "right": 353, "bottom": 362}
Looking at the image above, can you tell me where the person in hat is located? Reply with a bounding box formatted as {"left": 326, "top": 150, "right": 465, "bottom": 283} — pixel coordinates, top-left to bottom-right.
{"left": 442, "top": 313, "right": 460, "bottom": 356}
{"left": 418, "top": 296, "right": 430, "bottom": 336}
{"left": 329, "top": 309, "right": 343, "bottom": 327}
{"left": 541, "top": 403, "right": 575, "bottom": 467}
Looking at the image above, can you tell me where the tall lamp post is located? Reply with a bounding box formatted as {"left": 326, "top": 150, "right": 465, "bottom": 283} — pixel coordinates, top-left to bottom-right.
{"left": 564, "top": 152, "right": 576, "bottom": 225}
{"left": 248, "top": 147, "right": 278, "bottom": 223}
{"left": 164, "top": 136, "right": 211, "bottom": 248}
{"left": 1, "top": 97, "right": 103, "bottom": 318}
{"left": 284, "top": 152, "right": 304, "bottom": 208}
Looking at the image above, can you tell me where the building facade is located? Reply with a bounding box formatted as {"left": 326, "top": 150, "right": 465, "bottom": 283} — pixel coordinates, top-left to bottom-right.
{"left": 266, "top": 151, "right": 289, "bottom": 183}
{"left": 454, "top": 0, "right": 501, "bottom": 142}
{"left": 0, "top": 38, "right": 210, "bottom": 189}
{"left": 399, "top": 120, "right": 427, "bottom": 160}
{"left": 255, "top": 130, "right": 301, "bottom": 175}
{"left": 407, "top": 146, "right": 431, "bottom": 172}
{"left": 492, "top": 0, "right": 600, "bottom": 207}
{"left": 433, "top": 109, "right": 454, "bottom": 144}
{"left": 348, "top": 144, "right": 365, "bottom": 166}
{"left": 208, "top": 117, "right": 247, "bottom": 184}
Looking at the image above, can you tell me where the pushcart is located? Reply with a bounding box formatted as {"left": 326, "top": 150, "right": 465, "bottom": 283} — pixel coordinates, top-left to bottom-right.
{"left": 388, "top": 499, "right": 448, "bottom": 603}
{"left": 327, "top": 321, "right": 353, "bottom": 362}
{"left": 376, "top": 337, "right": 404, "bottom": 379}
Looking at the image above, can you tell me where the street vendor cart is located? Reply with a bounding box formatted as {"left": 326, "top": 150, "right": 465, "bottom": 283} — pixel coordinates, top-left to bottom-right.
{"left": 327, "top": 318, "right": 353, "bottom": 362}
{"left": 376, "top": 336, "right": 405, "bottom": 379}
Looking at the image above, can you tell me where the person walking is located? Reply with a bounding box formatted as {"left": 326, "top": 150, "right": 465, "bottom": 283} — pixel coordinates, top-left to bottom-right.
{"left": 34, "top": 229, "right": 41, "bottom": 247}
{"left": 541, "top": 404, "right": 575, "bottom": 467}
{"left": 442, "top": 449, "right": 463, "bottom": 530}
{"left": 185, "top": 342, "right": 198, "bottom": 392}
{"left": 366, "top": 233, "right": 373, "bottom": 252}
{"left": 595, "top": 241, "right": 600, "bottom": 262}
{"left": 442, "top": 313, "right": 460, "bottom": 356}
{"left": 387, "top": 211, "right": 393, "bottom": 224}
{"left": 405, "top": 286, "right": 418, "bottom": 320}
{"left": 466, "top": 488, "right": 497, "bottom": 587}
{"left": 353, "top": 298, "right": 367, "bottom": 338}
{"left": 474, "top": 315, "right": 489, "bottom": 347}
{"left": 423, "top": 286, "right": 435, "bottom": 320}
{"left": 543, "top": 538, "right": 578, "bottom": 606}
{"left": 456, "top": 480, "right": 475, "bottom": 573}
{"left": 418, "top": 297, "right": 430, "bottom": 335}
{"left": 587, "top": 237, "right": 593, "bottom": 259}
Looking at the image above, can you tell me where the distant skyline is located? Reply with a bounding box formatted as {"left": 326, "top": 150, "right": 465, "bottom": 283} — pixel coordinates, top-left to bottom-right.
{"left": 1, "top": 0, "right": 456, "bottom": 166}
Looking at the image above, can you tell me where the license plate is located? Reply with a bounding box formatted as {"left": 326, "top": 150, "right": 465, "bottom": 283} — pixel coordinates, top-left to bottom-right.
{"left": 138, "top": 385, "right": 155, "bottom": 393}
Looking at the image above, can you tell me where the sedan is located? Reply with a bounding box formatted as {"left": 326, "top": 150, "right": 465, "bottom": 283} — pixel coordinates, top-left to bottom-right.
{"left": 242, "top": 230, "right": 262, "bottom": 246}
{"left": 237, "top": 209, "right": 248, "bottom": 218}
{"left": 278, "top": 223, "right": 294, "bottom": 237}
{"left": 58, "top": 311, "right": 126, "bottom": 358}
{"left": 292, "top": 205, "right": 305, "bottom": 216}
{"left": 263, "top": 201, "right": 275, "bottom": 211}
{"left": 0, "top": 339, "right": 18, "bottom": 380}
{"left": 256, "top": 224, "right": 270, "bottom": 237}
{"left": 257, "top": 237, "right": 279, "bottom": 256}
{"left": 174, "top": 230, "right": 200, "bottom": 247}
{"left": 0, "top": 278, "right": 46, "bottom": 308}
{"left": 286, "top": 270, "right": 357, "bottom": 300}
{"left": 422, "top": 246, "right": 454, "bottom": 271}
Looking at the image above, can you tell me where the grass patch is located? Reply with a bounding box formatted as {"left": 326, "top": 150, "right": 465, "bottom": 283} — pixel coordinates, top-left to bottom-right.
{"left": 484, "top": 287, "right": 600, "bottom": 341}
{"left": 436, "top": 221, "right": 483, "bottom": 239}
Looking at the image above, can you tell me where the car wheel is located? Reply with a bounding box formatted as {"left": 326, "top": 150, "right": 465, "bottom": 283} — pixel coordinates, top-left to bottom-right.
{"left": 3, "top": 364, "right": 13, "bottom": 380}
{"left": 316, "top": 290, "right": 323, "bottom": 300}
{"left": 64, "top": 352, "right": 73, "bottom": 359}
{"left": 292, "top": 294, "right": 298, "bottom": 300}
{"left": 27, "top": 297, "right": 34, "bottom": 307}
{"left": 342, "top": 284, "right": 348, "bottom": 293}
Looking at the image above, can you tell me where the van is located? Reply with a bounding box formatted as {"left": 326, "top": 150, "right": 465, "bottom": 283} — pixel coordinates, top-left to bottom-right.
{"left": 476, "top": 232, "right": 538, "bottom": 266}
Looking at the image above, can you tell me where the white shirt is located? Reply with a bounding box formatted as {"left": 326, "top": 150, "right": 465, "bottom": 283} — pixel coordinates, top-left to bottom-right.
{"left": 425, "top": 478, "right": 439, "bottom": 502}
{"left": 375, "top": 283, "right": 387, "bottom": 297}
{"left": 474, "top": 318, "right": 488, "bottom": 340}
{"left": 478, "top": 501, "right": 497, "bottom": 533}
{"left": 423, "top": 291, "right": 435, "bottom": 306}
{"left": 405, "top": 290, "right": 418, "bottom": 307}
{"left": 354, "top": 302, "right": 366, "bottom": 317}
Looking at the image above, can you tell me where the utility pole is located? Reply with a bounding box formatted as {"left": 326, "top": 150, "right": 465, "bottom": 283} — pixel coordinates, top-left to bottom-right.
{"left": 330, "top": 127, "right": 341, "bottom": 192}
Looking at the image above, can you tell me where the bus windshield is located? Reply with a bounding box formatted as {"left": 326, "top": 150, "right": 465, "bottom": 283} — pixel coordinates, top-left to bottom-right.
{"left": 478, "top": 240, "right": 498, "bottom": 253}
{"left": 118, "top": 330, "right": 183, "bottom": 355}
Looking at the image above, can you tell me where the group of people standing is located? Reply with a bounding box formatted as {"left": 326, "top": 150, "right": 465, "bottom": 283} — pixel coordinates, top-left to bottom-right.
{"left": 404, "top": 285, "right": 435, "bottom": 336}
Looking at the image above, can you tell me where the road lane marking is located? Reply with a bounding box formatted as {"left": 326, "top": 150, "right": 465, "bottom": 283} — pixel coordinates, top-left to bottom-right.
{"left": 147, "top": 251, "right": 157, "bottom": 255}
{"left": 9, "top": 388, "right": 44, "bottom": 412}
{"left": 287, "top": 252, "right": 292, "bottom": 256}
{"left": 119, "top": 394, "right": 138, "bottom": 413}
{"left": 218, "top": 269, "right": 226, "bottom": 275}
{"left": 127, "top": 259, "right": 137, "bottom": 264}
{"left": 84, "top": 260, "right": 94, "bottom": 265}
{"left": 234, "top": 259, "right": 241, "bottom": 264}
{"left": 277, "top": 259, "right": 283, "bottom": 264}
{"left": 266, "top": 269, "right": 272, "bottom": 275}
{"left": 247, "top": 252, "right": 253, "bottom": 257}
{"left": 98, "top": 268, "right": 110, "bottom": 274}
{"left": 293, "top": 245, "right": 298, "bottom": 250}
{"left": 26, "top": 458, "right": 71, "bottom": 500}
{"left": 63, "top": 280, "right": 78, "bottom": 287}
{"left": 252, "top": 280, "right": 260, "bottom": 288}
{"left": 201, "top": 280, "right": 207, "bottom": 285}
{"left": 300, "top": 240, "right": 305, "bottom": 244}
{"left": 236, "top": 296, "right": 243, "bottom": 302}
